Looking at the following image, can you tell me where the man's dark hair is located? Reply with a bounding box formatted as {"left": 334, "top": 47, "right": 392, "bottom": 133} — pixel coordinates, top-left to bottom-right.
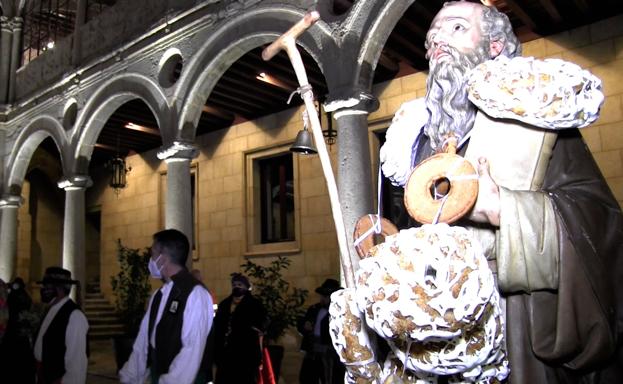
{"left": 153, "top": 229, "right": 190, "bottom": 266}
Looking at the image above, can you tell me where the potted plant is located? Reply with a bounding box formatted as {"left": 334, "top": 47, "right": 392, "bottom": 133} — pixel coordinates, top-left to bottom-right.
{"left": 110, "top": 239, "right": 151, "bottom": 370}
{"left": 241, "top": 255, "right": 308, "bottom": 380}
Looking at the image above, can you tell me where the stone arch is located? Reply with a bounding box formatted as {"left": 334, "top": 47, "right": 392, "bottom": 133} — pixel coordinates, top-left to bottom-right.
{"left": 176, "top": 5, "right": 336, "bottom": 140}
{"left": 5, "top": 115, "right": 67, "bottom": 194}
{"left": 355, "top": 0, "right": 416, "bottom": 90}
{"left": 73, "top": 73, "right": 170, "bottom": 175}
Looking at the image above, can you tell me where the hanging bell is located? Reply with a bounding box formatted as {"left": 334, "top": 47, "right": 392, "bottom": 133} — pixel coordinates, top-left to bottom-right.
{"left": 290, "top": 128, "right": 317, "bottom": 155}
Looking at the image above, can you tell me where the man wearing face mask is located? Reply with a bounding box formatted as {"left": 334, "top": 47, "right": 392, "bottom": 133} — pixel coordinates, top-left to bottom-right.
{"left": 212, "top": 273, "right": 267, "bottom": 384}
{"left": 119, "top": 229, "right": 214, "bottom": 384}
{"left": 33, "top": 267, "right": 89, "bottom": 384}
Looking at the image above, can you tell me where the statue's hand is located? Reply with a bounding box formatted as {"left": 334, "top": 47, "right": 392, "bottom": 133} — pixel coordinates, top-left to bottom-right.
{"left": 468, "top": 157, "right": 500, "bottom": 226}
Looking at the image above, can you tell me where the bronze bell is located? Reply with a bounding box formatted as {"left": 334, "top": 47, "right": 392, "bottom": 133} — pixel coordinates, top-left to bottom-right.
{"left": 290, "top": 128, "right": 317, "bottom": 155}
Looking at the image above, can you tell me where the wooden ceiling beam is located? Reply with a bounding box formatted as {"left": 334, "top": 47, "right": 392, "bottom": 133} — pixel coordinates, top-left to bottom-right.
{"left": 537, "top": 0, "right": 562, "bottom": 24}
{"left": 570, "top": 0, "right": 590, "bottom": 15}
{"left": 202, "top": 103, "right": 235, "bottom": 121}
{"left": 398, "top": 16, "right": 429, "bottom": 41}
{"left": 94, "top": 143, "right": 117, "bottom": 152}
{"left": 382, "top": 47, "right": 426, "bottom": 72}
{"left": 206, "top": 98, "right": 256, "bottom": 118}
{"left": 409, "top": 1, "right": 436, "bottom": 22}
{"left": 218, "top": 73, "right": 289, "bottom": 99}
{"left": 231, "top": 61, "right": 300, "bottom": 90}
{"left": 209, "top": 89, "right": 267, "bottom": 111}
{"left": 377, "top": 52, "right": 400, "bottom": 74}
{"left": 387, "top": 32, "right": 427, "bottom": 59}
{"left": 106, "top": 112, "right": 157, "bottom": 128}
{"left": 213, "top": 79, "right": 287, "bottom": 107}
{"left": 503, "top": 0, "right": 537, "bottom": 30}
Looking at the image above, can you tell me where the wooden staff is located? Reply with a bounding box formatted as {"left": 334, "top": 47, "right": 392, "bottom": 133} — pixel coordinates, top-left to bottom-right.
{"left": 262, "top": 11, "right": 355, "bottom": 288}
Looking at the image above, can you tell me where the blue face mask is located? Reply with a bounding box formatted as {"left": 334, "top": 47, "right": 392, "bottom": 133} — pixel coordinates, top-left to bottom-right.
{"left": 148, "top": 254, "right": 163, "bottom": 279}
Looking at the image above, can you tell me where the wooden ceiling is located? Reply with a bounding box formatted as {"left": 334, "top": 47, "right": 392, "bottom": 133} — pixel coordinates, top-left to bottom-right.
{"left": 26, "top": 0, "right": 623, "bottom": 168}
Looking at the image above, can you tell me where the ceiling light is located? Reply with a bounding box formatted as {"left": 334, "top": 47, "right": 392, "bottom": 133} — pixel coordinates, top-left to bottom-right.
{"left": 255, "top": 72, "right": 292, "bottom": 91}
{"left": 124, "top": 122, "right": 160, "bottom": 136}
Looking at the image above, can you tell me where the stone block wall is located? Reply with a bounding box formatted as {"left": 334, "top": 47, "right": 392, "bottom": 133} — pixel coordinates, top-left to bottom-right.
{"left": 16, "top": 177, "right": 64, "bottom": 289}
{"left": 93, "top": 104, "right": 342, "bottom": 302}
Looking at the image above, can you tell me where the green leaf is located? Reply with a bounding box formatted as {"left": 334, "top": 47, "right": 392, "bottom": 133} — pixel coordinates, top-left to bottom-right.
{"left": 110, "top": 238, "right": 151, "bottom": 337}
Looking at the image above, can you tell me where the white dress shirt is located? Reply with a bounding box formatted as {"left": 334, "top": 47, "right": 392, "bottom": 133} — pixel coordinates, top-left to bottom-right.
{"left": 119, "top": 280, "right": 214, "bottom": 384}
{"left": 33, "top": 296, "right": 89, "bottom": 384}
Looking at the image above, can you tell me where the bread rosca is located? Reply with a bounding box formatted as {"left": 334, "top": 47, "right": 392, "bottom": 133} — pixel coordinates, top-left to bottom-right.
{"left": 353, "top": 214, "right": 399, "bottom": 259}
{"left": 404, "top": 138, "right": 478, "bottom": 224}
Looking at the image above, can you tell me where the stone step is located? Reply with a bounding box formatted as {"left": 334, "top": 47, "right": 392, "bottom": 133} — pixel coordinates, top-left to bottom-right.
{"left": 84, "top": 310, "right": 120, "bottom": 318}
{"left": 85, "top": 284, "right": 102, "bottom": 295}
{"left": 90, "top": 323, "right": 125, "bottom": 334}
{"left": 84, "top": 303, "right": 116, "bottom": 311}
{"left": 81, "top": 291, "right": 126, "bottom": 340}
{"left": 89, "top": 327, "right": 125, "bottom": 340}
{"left": 82, "top": 297, "right": 110, "bottom": 305}
{"left": 87, "top": 316, "right": 122, "bottom": 325}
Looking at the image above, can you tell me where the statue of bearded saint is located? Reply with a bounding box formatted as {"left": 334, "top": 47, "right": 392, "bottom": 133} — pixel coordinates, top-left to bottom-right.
{"left": 329, "top": 1, "right": 611, "bottom": 382}
{"left": 424, "top": 34, "right": 493, "bottom": 152}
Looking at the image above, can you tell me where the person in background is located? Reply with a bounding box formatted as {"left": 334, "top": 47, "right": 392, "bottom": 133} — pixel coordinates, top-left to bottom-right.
{"left": 191, "top": 268, "right": 217, "bottom": 384}
{"left": 3, "top": 277, "right": 36, "bottom": 384}
{"left": 298, "top": 278, "right": 345, "bottom": 384}
{"left": 119, "top": 229, "right": 214, "bottom": 384}
{"left": 33, "top": 267, "right": 89, "bottom": 384}
{"left": 0, "top": 278, "right": 8, "bottom": 344}
{"left": 212, "top": 273, "right": 266, "bottom": 384}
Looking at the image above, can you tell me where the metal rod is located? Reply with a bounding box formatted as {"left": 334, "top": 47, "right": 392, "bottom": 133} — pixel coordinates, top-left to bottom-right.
{"left": 262, "top": 11, "right": 356, "bottom": 288}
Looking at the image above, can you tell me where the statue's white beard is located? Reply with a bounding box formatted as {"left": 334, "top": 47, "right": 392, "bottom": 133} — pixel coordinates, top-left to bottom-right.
{"left": 424, "top": 45, "right": 490, "bottom": 152}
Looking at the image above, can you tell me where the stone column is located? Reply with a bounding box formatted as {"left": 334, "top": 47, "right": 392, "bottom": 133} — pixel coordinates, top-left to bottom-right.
{"left": 0, "top": 17, "right": 13, "bottom": 104}
{"left": 58, "top": 175, "right": 92, "bottom": 304}
{"left": 0, "top": 194, "right": 22, "bottom": 282}
{"left": 8, "top": 17, "right": 23, "bottom": 103}
{"left": 324, "top": 92, "right": 379, "bottom": 273}
{"left": 157, "top": 141, "right": 198, "bottom": 268}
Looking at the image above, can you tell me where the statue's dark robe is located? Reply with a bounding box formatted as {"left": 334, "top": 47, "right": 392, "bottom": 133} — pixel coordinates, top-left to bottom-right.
{"left": 504, "top": 128, "right": 623, "bottom": 383}
{"left": 414, "top": 128, "right": 623, "bottom": 383}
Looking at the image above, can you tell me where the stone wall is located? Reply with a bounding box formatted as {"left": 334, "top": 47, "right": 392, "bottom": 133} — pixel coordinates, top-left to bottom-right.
{"left": 16, "top": 175, "right": 64, "bottom": 286}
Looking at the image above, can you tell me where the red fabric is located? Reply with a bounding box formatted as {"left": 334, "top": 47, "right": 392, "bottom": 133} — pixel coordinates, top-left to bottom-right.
{"left": 258, "top": 347, "right": 276, "bottom": 384}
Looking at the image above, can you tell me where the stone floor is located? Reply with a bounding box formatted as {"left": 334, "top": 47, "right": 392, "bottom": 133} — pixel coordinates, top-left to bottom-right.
{"left": 86, "top": 335, "right": 304, "bottom": 383}
{"left": 87, "top": 339, "right": 119, "bottom": 383}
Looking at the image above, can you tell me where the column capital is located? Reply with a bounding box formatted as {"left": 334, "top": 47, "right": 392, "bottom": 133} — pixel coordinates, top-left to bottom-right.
{"left": 324, "top": 91, "right": 379, "bottom": 118}
{"left": 58, "top": 174, "right": 93, "bottom": 190}
{"left": 0, "top": 194, "right": 23, "bottom": 207}
{"left": 9, "top": 17, "right": 23, "bottom": 30}
{"left": 0, "top": 16, "right": 11, "bottom": 31}
{"left": 157, "top": 140, "right": 198, "bottom": 161}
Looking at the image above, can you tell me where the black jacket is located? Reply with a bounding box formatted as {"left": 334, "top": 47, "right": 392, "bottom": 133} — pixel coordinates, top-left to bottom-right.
{"left": 297, "top": 302, "right": 332, "bottom": 353}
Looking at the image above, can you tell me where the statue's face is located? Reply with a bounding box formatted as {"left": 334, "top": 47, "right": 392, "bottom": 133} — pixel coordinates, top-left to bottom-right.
{"left": 426, "top": 2, "right": 485, "bottom": 65}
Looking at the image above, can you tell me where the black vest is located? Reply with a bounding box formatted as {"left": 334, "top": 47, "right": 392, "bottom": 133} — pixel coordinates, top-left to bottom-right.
{"left": 38, "top": 299, "right": 80, "bottom": 384}
{"left": 148, "top": 269, "right": 210, "bottom": 377}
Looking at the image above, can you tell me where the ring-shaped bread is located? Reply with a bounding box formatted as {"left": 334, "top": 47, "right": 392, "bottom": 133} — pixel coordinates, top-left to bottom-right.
{"left": 404, "top": 153, "right": 478, "bottom": 224}
{"left": 353, "top": 214, "right": 399, "bottom": 259}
